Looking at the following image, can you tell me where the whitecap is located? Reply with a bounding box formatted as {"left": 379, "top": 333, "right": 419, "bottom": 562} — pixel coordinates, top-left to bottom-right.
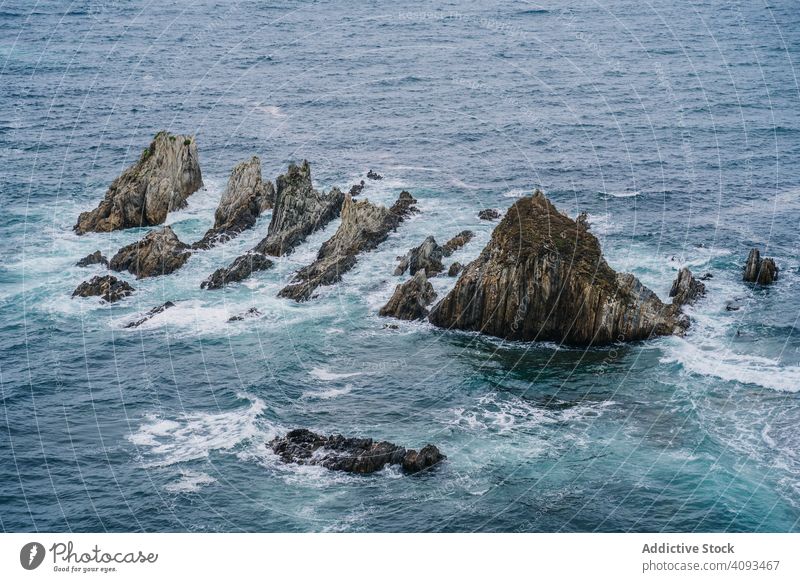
{"left": 308, "top": 367, "right": 361, "bottom": 381}
{"left": 164, "top": 470, "right": 217, "bottom": 493}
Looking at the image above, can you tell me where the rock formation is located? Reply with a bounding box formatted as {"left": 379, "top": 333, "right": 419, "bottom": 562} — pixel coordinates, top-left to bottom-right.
{"left": 76, "top": 251, "right": 108, "bottom": 268}
{"left": 192, "top": 156, "right": 274, "bottom": 250}
{"left": 269, "top": 429, "right": 445, "bottom": 475}
{"left": 442, "top": 230, "right": 474, "bottom": 256}
{"left": 278, "top": 191, "right": 419, "bottom": 301}
{"left": 379, "top": 271, "right": 437, "bottom": 320}
{"left": 109, "top": 226, "right": 191, "bottom": 279}
{"left": 478, "top": 208, "right": 500, "bottom": 220}
{"left": 394, "top": 236, "right": 444, "bottom": 277}
{"left": 349, "top": 180, "right": 365, "bottom": 197}
{"left": 202, "top": 161, "right": 344, "bottom": 288}
{"left": 366, "top": 169, "right": 383, "bottom": 180}
{"left": 124, "top": 301, "right": 175, "bottom": 328}
{"left": 447, "top": 262, "right": 463, "bottom": 277}
{"left": 202, "top": 253, "right": 274, "bottom": 290}
{"left": 669, "top": 267, "right": 706, "bottom": 307}
{"left": 72, "top": 275, "right": 134, "bottom": 303}
{"left": 74, "top": 132, "right": 202, "bottom": 234}
{"left": 428, "top": 191, "right": 686, "bottom": 346}
{"left": 228, "top": 307, "right": 262, "bottom": 322}
{"left": 743, "top": 248, "right": 779, "bottom": 284}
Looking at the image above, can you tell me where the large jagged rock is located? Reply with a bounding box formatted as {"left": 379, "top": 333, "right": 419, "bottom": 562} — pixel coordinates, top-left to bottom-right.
{"left": 76, "top": 250, "right": 108, "bottom": 267}
{"left": 109, "top": 226, "right": 191, "bottom": 278}
{"left": 74, "top": 132, "right": 202, "bottom": 234}
{"left": 278, "top": 191, "right": 419, "bottom": 301}
{"left": 269, "top": 429, "right": 445, "bottom": 475}
{"left": 442, "top": 230, "right": 474, "bottom": 257}
{"left": 478, "top": 208, "right": 500, "bottom": 220}
{"left": 448, "top": 262, "right": 463, "bottom": 277}
{"left": 201, "top": 253, "right": 274, "bottom": 290}
{"left": 192, "top": 156, "right": 274, "bottom": 250}
{"left": 124, "top": 301, "right": 175, "bottom": 328}
{"left": 379, "top": 271, "right": 437, "bottom": 320}
{"left": 394, "top": 236, "right": 444, "bottom": 277}
{"left": 428, "top": 191, "right": 686, "bottom": 346}
{"left": 72, "top": 275, "right": 134, "bottom": 303}
{"left": 202, "top": 161, "right": 344, "bottom": 288}
{"left": 669, "top": 267, "right": 706, "bottom": 306}
{"left": 743, "top": 248, "right": 779, "bottom": 284}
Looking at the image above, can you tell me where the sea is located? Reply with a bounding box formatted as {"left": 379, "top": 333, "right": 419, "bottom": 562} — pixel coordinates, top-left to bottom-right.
{"left": 1, "top": 0, "right": 799, "bottom": 532}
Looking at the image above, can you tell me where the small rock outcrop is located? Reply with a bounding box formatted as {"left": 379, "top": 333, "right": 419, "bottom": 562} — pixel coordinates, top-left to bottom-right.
{"left": 201, "top": 253, "right": 274, "bottom": 290}
{"left": 202, "top": 161, "right": 344, "bottom": 288}
{"left": 442, "top": 230, "right": 474, "bottom": 256}
{"left": 429, "top": 191, "right": 686, "bottom": 346}
{"left": 394, "top": 236, "right": 444, "bottom": 277}
{"left": 448, "top": 262, "right": 463, "bottom": 277}
{"left": 669, "top": 267, "right": 706, "bottom": 307}
{"left": 478, "top": 208, "right": 500, "bottom": 220}
{"left": 124, "top": 301, "right": 175, "bottom": 328}
{"left": 269, "top": 429, "right": 445, "bottom": 475}
{"left": 228, "top": 307, "right": 262, "bottom": 322}
{"left": 349, "top": 180, "right": 365, "bottom": 196}
{"left": 379, "top": 271, "right": 437, "bottom": 320}
{"left": 76, "top": 251, "right": 108, "bottom": 268}
{"left": 74, "top": 132, "right": 202, "bottom": 234}
{"left": 278, "top": 191, "right": 419, "bottom": 301}
{"left": 72, "top": 275, "right": 134, "bottom": 303}
{"left": 743, "top": 248, "right": 779, "bottom": 284}
{"left": 366, "top": 169, "right": 383, "bottom": 180}
{"left": 192, "top": 156, "right": 274, "bottom": 249}
{"left": 109, "top": 226, "right": 191, "bottom": 279}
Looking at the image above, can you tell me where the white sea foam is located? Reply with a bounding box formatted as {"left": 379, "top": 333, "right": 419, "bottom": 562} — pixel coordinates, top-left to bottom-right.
{"left": 603, "top": 190, "right": 640, "bottom": 198}
{"left": 308, "top": 367, "right": 361, "bottom": 381}
{"left": 164, "top": 470, "right": 218, "bottom": 493}
{"left": 301, "top": 384, "right": 354, "bottom": 400}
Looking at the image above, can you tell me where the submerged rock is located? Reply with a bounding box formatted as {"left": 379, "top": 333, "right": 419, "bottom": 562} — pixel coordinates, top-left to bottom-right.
{"left": 379, "top": 271, "right": 437, "bottom": 320}
{"left": 228, "top": 307, "right": 262, "bottom": 322}
{"left": 76, "top": 251, "right": 108, "bottom": 268}
{"left": 269, "top": 429, "right": 445, "bottom": 475}
{"left": 278, "top": 191, "right": 419, "bottom": 301}
{"left": 203, "top": 161, "right": 344, "bottom": 288}
{"left": 366, "top": 169, "right": 383, "bottom": 180}
{"left": 700, "top": 272, "right": 713, "bottom": 281}
{"left": 109, "top": 226, "right": 191, "bottom": 278}
{"left": 202, "top": 253, "right": 274, "bottom": 290}
{"left": 447, "top": 262, "right": 463, "bottom": 277}
{"left": 192, "top": 156, "right": 274, "bottom": 250}
{"left": 743, "top": 248, "right": 779, "bottom": 284}
{"left": 124, "top": 301, "right": 175, "bottom": 328}
{"left": 72, "top": 275, "right": 134, "bottom": 303}
{"left": 478, "top": 208, "right": 500, "bottom": 220}
{"left": 429, "top": 191, "right": 686, "bottom": 346}
{"left": 669, "top": 267, "right": 706, "bottom": 307}
{"left": 74, "top": 132, "right": 202, "bottom": 234}
{"left": 442, "top": 230, "right": 474, "bottom": 257}
{"left": 394, "top": 236, "right": 444, "bottom": 277}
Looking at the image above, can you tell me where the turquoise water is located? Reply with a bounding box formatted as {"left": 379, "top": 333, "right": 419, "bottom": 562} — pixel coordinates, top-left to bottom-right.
{"left": 1, "top": 0, "right": 799, "bottom": 532}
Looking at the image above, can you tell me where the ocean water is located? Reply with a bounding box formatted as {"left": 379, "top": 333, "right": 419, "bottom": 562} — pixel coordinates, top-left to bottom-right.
{"left": 1, "top": 0, "right": 799, "bottom": 532}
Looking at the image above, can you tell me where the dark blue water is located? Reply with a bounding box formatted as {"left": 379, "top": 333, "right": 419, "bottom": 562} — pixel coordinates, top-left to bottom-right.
{"left": 1, "top": 0, "right": 799, "bottom": 532}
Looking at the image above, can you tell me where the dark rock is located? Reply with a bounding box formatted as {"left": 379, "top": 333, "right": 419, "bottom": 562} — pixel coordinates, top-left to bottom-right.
{"left": 669, "top": 267, "right": 706, "bottom": 307}
{"left": 441, "top": 230, "right": 474, "bottom": 257}
{"left": 228, "top": 307, "right": 262, "bottom": 322}
{"left": 379, "top": 271, "right": 437, "bottom": 320}
{"left": 349, "top": 180, "right": 365, "bottom": 197}
{"left": 743, "top": 248, "right": 779, "bottom": 284}
{"left": 429, "top": 191, "right": 686, "bottom": 346}
{"left": 576, "top": 211, "right": 590, "bottom": 231}
{"left": 478, "top": 208, "right": 500, "bottom": 220}
{"left": 726, "top": 298, "right": 743, "bottom": 311}
{"left": 192, "top": 156, "right": 274, "bottom": 250}
{"left": 203, "top": 161, "right": 344, "bottom": 287}
{"left": 366, "top": 169, "right": 383, "bottom": 180}
{"left": 76, "top": 251, "right": 108, "bottom": 268}
{"left": 700, "top": 272, "right": 713, "bottom": 281}
{"left": 74, "top": 132, "right": 202, "bottom": 234}
{"left": 447, "top": 262, "right": 463, "bottom": 277}
{"left": 269, "top": 428, "right": 445, "bottom": 475}
{"left": 72, "top": 275, "right": 134, "bottom": 303}
{"left": 383, "top": 323, "right": 399, "bottom": 330}
{"left": 394, "top": 236, "right": 444, "bottom": 277}
{"left": 124, "top": 301, "right": 175, "bottom": 328}
{"left": 109, "top": 226, "right": 191, "bottom": 278}
{"left": 202, "top": 253, "right": 274, "bottom": 290}
{"left": 278, "top": 191, "right": 418, "bottom": 301}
